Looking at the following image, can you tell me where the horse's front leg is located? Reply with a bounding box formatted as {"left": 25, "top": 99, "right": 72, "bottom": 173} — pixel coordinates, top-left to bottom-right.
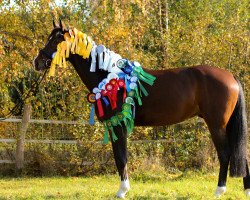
{"left": 111, "top": 125, "right": 130, "bottom": 198}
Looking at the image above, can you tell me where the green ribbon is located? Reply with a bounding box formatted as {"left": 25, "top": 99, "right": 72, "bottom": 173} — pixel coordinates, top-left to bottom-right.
{"left": 106, "top": 120, "right": 118, "bottom": 142}
{"left": 103, "top": 121, "right": 109, "bottom": 144}
{"left": 111, "top": 116, "right": 122, "bottom": 126}
{"left": 122, "top": 103, "right": 132, "bottom": 114}
{"left": 111, "top": 128, "right": 118, "bottom": 142}
{"left": 132, "top": 66, "right": 156, "bottom": 86}
{"left": 117, "top": 112, "right": 132, "bottom": 134}
{"left": 127, "top": 90, "right": 135, "bottom": 97}
{"left": 122, "top": 110, "right": 134, "bottom": 134}
{"left": 134, "top": 88, "right": 142, "bottom": 106}
{"left": 117, "top": 112, "right": 125, "bottom": 122}
{"left": 138, "top": 80, "right": 148, "bottom": 97}
{"left": 101, "top": 62, "right": 156, "bottom": 144}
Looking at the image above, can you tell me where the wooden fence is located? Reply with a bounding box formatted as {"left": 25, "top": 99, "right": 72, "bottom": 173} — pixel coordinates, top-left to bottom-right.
{"left": 1, "top": 104, "right": 248, "bottom": 173}
{"left": 0, "top": 104, "right": 173, "bottom": 171}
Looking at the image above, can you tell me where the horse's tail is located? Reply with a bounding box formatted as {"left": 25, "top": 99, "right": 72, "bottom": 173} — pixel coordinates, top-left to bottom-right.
{"left": 227, "top": 79, "right": 248, "bottom": 177}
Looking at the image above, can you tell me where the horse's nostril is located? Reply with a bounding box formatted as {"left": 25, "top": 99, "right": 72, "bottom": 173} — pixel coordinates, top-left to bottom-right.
{"left": 46, "top": 59, "right": 52, "bottom": 67}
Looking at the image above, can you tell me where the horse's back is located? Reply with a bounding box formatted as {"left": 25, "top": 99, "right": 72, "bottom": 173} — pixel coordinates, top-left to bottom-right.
{"left": 135, "top": 65, "right": 239, "bottom": 127}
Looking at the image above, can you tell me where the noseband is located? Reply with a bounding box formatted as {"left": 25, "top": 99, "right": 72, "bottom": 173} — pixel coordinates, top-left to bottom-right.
{"left": 39, "top": 49, "right": 53, "bottom": 67}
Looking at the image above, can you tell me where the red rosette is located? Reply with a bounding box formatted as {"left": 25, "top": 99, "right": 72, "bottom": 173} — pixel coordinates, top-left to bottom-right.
{"left": 110, "top": 78, "right": 117, "bottom": 86}
{"left": 105, "top": 83, "right": 113, "bottom": 91}
{"left": 118, "top": 80, "right": 125, "bottom": 87}
{"left": 105, "top": 83, "right": 119, "bottom": 110}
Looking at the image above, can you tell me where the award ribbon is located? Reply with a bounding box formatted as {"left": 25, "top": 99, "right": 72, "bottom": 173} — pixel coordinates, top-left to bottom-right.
{"left": 48, "top": 27, "right": 157, "bottom": 144}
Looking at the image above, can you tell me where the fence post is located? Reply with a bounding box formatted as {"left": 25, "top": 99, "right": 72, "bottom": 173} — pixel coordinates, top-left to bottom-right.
{"left": 15, "top": 104, "right": 32, "bottom": 174}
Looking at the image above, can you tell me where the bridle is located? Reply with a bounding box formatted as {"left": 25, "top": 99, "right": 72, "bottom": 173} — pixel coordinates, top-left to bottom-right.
{"left": 39, "top": 30, "right": 65, "bottom": 68}
{"left": 39, "top": 49, "right": 53, "bottom": 68}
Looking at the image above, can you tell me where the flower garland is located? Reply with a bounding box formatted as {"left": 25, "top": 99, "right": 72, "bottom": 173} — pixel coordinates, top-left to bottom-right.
{"left": 49, "top": 28, "right": 156, "bottom": 144}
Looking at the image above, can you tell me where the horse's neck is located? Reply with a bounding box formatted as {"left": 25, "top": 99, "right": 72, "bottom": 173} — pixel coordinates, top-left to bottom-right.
{"left": 69, "top": 55, "right": 108, "bottom": 92}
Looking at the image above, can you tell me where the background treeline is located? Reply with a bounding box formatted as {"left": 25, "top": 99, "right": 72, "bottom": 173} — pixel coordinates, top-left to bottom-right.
{"left": 0, "top": 0, "right": 249, "bottom": 175}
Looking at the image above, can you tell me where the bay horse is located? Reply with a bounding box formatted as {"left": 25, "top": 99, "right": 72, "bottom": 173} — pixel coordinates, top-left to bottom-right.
{"left": 34, "top": 21, "right": 249, "bottom": 198}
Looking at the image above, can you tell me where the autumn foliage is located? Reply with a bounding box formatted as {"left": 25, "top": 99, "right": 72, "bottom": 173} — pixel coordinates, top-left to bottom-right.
{"left": 0, "top": 0, "right": 249, "bottom": 175}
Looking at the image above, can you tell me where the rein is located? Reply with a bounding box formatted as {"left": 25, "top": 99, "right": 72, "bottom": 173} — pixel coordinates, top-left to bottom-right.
{"left": 0, "top": 69, "right": 48, "bottom": 121}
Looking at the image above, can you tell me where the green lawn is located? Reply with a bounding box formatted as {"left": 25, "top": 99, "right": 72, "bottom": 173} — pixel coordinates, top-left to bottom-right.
{"left": 0, "top": 171, "right": 248, "bottom": 199}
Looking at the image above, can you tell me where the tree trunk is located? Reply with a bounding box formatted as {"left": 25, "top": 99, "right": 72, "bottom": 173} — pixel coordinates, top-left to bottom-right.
{"left": 15, "top": 104, "right": 32, "bottom": 175}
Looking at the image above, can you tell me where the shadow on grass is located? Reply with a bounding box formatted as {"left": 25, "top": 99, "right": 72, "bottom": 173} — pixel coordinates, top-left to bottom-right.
{"left": 131, "top": 171, "right": 187, "bottom": 183}
{"left": 125, "top": 195, "right": 191, "bottom": 200}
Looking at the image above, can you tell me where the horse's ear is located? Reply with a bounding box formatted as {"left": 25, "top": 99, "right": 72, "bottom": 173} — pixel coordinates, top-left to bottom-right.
{"left": 53, "top": 20, "right": 57, "bottom": 28}
{"left": 59, "top": 18, "right": 66, "bottom": 31}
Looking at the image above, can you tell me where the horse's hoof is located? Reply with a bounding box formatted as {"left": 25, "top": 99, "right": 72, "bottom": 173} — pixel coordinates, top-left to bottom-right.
{"left": 245, "top": 189, "right": 250, "bottom": 196}
{"left": 116, "top": 190, "right": 126, "bottom": 199}
{"left": 214, "top": 186, "right": 226, "bottom": 197}
{"left": 116, "top": 187, "right": 130, "bottom": 199}
{"left": 116, "top": 180, "right": 130, "bottom": 199}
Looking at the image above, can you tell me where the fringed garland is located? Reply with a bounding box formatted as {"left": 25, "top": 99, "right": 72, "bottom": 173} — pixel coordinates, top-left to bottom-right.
{"left": 49, "top": 28, "right": 93, "bottom": 76}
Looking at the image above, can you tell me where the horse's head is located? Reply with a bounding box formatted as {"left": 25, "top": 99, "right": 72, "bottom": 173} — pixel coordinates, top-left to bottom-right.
{"left": 33, "top": 20, "right": 67, "bottom": 71}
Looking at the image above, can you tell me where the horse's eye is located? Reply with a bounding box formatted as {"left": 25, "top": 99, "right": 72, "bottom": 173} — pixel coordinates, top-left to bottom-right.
{"left": 48, "top": 36, "right": 53, "bottom": 41}
{"left": 56, "top": 32, "right": 64, "bottom": 38}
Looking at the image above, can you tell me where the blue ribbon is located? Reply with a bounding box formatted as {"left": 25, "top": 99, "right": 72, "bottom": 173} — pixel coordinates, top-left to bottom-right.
{"left": 125, "top": 75, "right": 131, "bottom": 92}
{"left": 102, "top": 97, "right": 110, "bottom": 106}
{"left": 89, "top": 104, "right": 95, "bottom": 125}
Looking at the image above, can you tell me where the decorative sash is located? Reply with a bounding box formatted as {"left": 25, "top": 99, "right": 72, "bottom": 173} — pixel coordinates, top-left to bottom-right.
{"left": 49, "top": 28, "right": 156, "bottom": 144}
{"left": 87, "top": 59, "right": 156, "bottom": 144}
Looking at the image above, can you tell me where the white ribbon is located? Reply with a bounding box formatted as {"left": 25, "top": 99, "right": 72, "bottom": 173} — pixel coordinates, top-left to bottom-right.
{"left": 108, "top": 53, "right": 123, "bottom": 73}
{"left": 90, "top": 43, "right": 97, "bottom": 72}
{"left": 110, "top": 66, "right": 123, "bottom": 74}
{"left": 107, "top": 73, "right": 119, "bottom": 80}
{"left": 89, "top": 43, "right": 124, "bottom": 74}
{"left": 96, "top": 45, "right": 106, "bottom": 69}
{"left": 103, "top": 49, "right": 112, "bottom": 71}
{"left": 93, "top": 87, "right": 101, "bottom": 94}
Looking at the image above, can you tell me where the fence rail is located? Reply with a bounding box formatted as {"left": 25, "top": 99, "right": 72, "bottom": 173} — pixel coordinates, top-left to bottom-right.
{"left": 0, "top": 106, "right": 248, "bottom": 169}
{"left": 1, "top": 104, "right": 172, "bottom": 167}
{"left": 0, "top": 138, "right": 172, "bottom": 144}
{"left": 0, "top": 138, "right": 174, "bottom": 164}
{"left": 1, "top": 118, "right": 90, "bottom": 125}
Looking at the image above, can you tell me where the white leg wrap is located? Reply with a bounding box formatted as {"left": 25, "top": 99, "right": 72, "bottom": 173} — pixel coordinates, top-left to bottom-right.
{"left": 245, "top": 189, "right": 250, "bottom": 196}
{"left": 116, "top": 179, "right": 130, "bottom": 199}
{"left": 214, "top": 186, "right": 226, "bottom": 197}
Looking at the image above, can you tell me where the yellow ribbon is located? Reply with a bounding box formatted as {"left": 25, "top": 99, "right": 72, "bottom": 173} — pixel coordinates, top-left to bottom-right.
{"left": 49, "top": 28, "right": 93, "bottom": 76}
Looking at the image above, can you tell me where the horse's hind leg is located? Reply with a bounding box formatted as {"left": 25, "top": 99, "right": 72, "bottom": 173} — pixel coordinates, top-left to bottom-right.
{"left": 111, "top": 125, "right": 130, "bottom": 198}
{"left": 210, "top": 128, "right": 230, "bottom": 197}
{"left": 243, "top": 161, "right": 250, "bottom": 196}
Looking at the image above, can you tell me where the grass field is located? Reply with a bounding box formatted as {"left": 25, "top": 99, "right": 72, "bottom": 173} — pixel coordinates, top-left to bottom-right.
{"left": 0, "top": 171, "right": 248, "bottom": 199}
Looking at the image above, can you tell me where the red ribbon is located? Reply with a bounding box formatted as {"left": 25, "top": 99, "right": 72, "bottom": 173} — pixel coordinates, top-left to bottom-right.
{"left": 110, "top": 79, "right": 119, "bottom": 109}
{"left": 97, "top": 99, "right": 104, "bottom": 117}
{"left": 101, "top": 88, "right": 116, "bottom": 110}
{"left": 100, "top": 79, "right": 127, "bottom": 110}
{"left": 118, "top": 80, "right": 126, "bottom": 102}
{"left": 105, "top": 80, "right": 119, "bottom": 110}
